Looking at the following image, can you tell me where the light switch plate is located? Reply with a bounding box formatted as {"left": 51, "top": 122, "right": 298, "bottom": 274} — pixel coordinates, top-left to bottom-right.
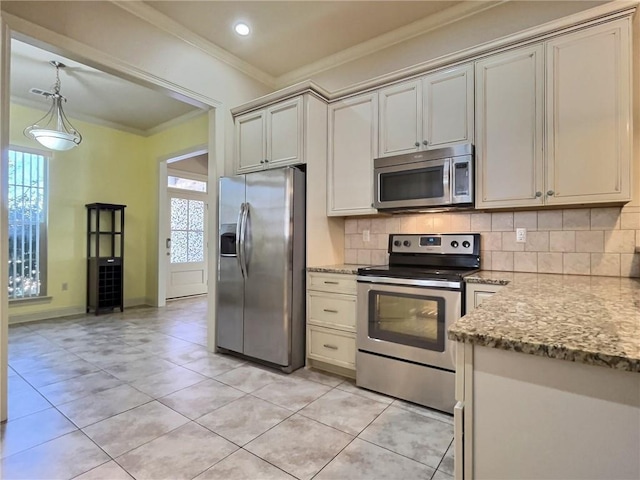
{"left": 363, "top": 229, "right": 370, "bottom": 242}
{"left": 516, "top": 228, "right": 526, "bottom": 243}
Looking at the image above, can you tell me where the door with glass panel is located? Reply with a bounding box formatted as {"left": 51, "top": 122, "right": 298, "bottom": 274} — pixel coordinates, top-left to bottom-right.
{"left": 166, "top": 176, "right": 207, "bottom": 298}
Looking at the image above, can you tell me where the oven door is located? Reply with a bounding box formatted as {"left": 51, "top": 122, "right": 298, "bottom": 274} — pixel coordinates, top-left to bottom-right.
{"left": 357, "top": 279, "right": 459, "bottom": 371}
{"left": 373, "top": 158, "right": 451, "bottom": 210}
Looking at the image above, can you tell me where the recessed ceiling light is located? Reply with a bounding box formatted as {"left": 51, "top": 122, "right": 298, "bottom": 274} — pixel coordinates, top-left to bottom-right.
{"left": 234, "top": 23, "right": 250, "bottom": 36}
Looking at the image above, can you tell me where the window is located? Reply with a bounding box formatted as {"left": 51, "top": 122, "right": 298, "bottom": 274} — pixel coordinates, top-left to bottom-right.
{"left": 8, "top": 148, "right": 48, "bottom": 299}
{"left": 167, "top": 175, "right": 207, "bottom": 192}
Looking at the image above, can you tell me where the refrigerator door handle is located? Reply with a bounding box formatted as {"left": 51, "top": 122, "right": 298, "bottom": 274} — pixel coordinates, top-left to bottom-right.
{"left": 239, "top": 202, "right": 249, "bottom": 278}
{"left": 236, "top": 203, "right": 245, "bottom": 278}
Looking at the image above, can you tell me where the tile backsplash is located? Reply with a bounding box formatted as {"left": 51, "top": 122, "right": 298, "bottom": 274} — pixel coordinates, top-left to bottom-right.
{"left": 344, "top": 206, "right": 640, "bottom": 277}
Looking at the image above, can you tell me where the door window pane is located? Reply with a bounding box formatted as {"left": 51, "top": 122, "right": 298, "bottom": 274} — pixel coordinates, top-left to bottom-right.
{"left": 170, "top": 198, "right": 206, "bottom": 264}
{"left": 369, "top": 292, "right": 445, "bottom": 351}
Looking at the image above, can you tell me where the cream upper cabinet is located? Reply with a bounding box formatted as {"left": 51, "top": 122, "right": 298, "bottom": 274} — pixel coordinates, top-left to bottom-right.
{"left": 378, "top": 64, "right": 474, "bottom": 157}
{"left": 378, "top": 79, "right": 421, "bottom": 157}
{"left": 327, "top": 92, "right": 378, "bottom": 216}
{"left": 476, "top": 18, "right": 632, "bottom": 209}
{"left": 422, "top": 64, "right": 474, "bottom": 149}
{"left": 545, "top": 19, "right": 631, "bottom": 205}
{"left": 475, "top": 45, "right": 545, "bottom": 209}
{"left": 235, "top": 96, "right": 303, "bottom": 174}
{"left": 236, "top": 110, "right": 266, "bottom": 174}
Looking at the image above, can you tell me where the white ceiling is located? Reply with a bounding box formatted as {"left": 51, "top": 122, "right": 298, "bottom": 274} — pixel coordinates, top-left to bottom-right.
{"left": 10, "top": 1, "right": 497, "bottom": 133}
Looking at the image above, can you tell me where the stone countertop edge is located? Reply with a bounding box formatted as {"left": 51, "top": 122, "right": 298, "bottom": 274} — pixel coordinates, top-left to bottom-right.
{"left": 307, "top": 264, "right": 372, "bottom": 275}
{"left": 449, "top": 273, "right": 640, "bottom": 373}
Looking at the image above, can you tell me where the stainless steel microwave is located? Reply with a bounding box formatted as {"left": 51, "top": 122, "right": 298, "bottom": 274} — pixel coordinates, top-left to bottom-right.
{"left": 373, "top": 143, "right": 473, "bottom": 212}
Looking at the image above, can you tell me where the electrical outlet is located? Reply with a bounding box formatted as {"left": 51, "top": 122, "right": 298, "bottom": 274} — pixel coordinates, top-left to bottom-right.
{"left": 61, "top": 282, "right": 68, "bottom": 291}
{"left": 363, "top": 229, "right": 370, "bottom": 242}
{"left": 516, "top": 228, "right": 527, "bottom": 243}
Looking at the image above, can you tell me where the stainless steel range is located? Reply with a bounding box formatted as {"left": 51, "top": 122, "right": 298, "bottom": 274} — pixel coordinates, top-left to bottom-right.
{"left": 356, "top": 233, "right": 480, "bottom": 413}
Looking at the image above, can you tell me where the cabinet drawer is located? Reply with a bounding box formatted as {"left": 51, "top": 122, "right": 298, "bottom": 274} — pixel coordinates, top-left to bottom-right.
{"left": 308, "top": 293, "right": 356, "bottom": 331}
{"left": 308, "top": 272, "right": 356, "bottom": 294}
{"left": 308, "top": 326, "right": 356, "bottom": 368}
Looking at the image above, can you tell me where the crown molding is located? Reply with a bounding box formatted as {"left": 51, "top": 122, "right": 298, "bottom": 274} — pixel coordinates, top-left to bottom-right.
{"left": 230, "top": 80, "right": 330, "bottom": 116}
{"left": 111, "top": 1, "right": 277, "bottom": 90}
{"left": 275, "top": 0, "right": 508, "bottom": 88}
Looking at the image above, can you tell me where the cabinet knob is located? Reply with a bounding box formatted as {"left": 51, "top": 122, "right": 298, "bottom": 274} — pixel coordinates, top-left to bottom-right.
{"left": 422, "top": 140, "right": 429, "bottom": 146}
{"left": 535, "top": 191, "right": 542, "bottom": 197}
{"left": 260, "top": 160, "right": 264, "bottom": 164}
{"left": 414, "top": 142, "right": 420, "bottom": 147}
{"left": 547, "top": 190, "right": 555, "bottom": 196}
{"left": 264, "top": 159, "right": 269, "bottom": 163}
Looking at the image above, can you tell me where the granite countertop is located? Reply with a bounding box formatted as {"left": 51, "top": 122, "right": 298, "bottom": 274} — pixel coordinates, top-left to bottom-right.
{"left": 464, "top": 270, "right": 515, "bottom": 286}
{"left": 450, "top": 273, "right": 640, "bottom": 372}
{"left": 307, "top": 264, "right": 370, "bottom": 275}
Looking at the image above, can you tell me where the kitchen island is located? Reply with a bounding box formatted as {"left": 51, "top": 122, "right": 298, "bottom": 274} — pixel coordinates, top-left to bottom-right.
{"left": 450, "top": 273, "right": 640, "bottom": 479}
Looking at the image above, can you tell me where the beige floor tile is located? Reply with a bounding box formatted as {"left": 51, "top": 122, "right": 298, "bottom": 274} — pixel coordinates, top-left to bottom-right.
{"left": 335, "top": 379, "right": 394, "bottom": 405}
{"left": 75, "top": 460, "right": 134, "bottom": 480}
{"left": 197, "top": 395, "right": 292, "bottom": 446}
{"left": 214, "top": 365, "right": 283, "bottom": 393}
{"left": 300, "top": 389, "right": 387, "bottom": 435}
{"left": 194, "top": 449, "right": 295, "bottom": 480}
{"left": 18, "top": 358, "right": 100, "bottom": 388}
{"left": 57, "top": 384, "right": 153, "bottom": 428}
{"left": 158, "top": 379, "right": 245, "bottom": 420}
{"left": 0, "top": 407, "right": 77, "bottom": 458}
{"left": 359, "top": 406, "right": 453, "bottom": 469}
{"left": 103, "top": 356, "right": 179, "bottom": 383}
{"left": 82, "top": 401, "right": 189, "bottom": 457}
{"left": 182, "top": 355, "right": 247, "bottom": 378}
{"left": 161, "top": 344, "right": 211, "bottom": 365}
{"left": 245, "top": 415, "right": 353, "bottom": 480}
{"left": 251, "top": 377, "right": 332, "bottom": 411}
{"left": 432, "top": 470, "right": 454, "bottom": 480}
{"left": 392, "top": 399, "right": 454, "bottom": 425}
{"left": 117, "top": 422, "right": 238, "bottom": 480}
{"left": 0, "top": 431, "right": 110, "bottom": 480}
{"left": 315, "top": 438, "right": 435, "bottom": 480}
{"left": 289, "top": 367, "right": 346, "bottom": 387}
{"left": 129, "top": 365, "right": 207, "bottom": 398}
{"left": 439, "top": 440, "right": 455, "bottom": 475}
{"left": 38, "top": 371, "right": 123, "bottom": 405}
{"left": 7, "top": 383, "right": 52, "bottom": 420}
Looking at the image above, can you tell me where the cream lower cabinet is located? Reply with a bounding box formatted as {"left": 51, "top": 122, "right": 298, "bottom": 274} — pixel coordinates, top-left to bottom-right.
{"left": 465, "top": 283, "right": 504, "bottom": 312}
{"left": 476, "top": 17, "right": 631, "bottom": 209}
{"left": 327, "top": 92, "right": 378, "bottom": 216}
{"left": 306, "top": 272, "right": 356, "bottom": 377}
{"left": 454, "top": 343, "right": 640, "bottom": 480}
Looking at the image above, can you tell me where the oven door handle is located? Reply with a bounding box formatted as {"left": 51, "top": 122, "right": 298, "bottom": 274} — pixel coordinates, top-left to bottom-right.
{"left": 356, "top": 275, "right": 461, "bottom": 290}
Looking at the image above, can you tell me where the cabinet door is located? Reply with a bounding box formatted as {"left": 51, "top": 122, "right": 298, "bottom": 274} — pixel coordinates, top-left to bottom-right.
{"left": 235, "top": 110, "right": 266, "bottom": 174}
{"left": 545, "top": 19, "right": 631, "bottom": 205}
{"left": 327, "top": 92, "right": 378, "bottom": 216}
{"left": 267, "top": 96, "right": 303, "bottom": 168}
{"left": 423, "top": 64, "right": 474, "bottom": 149}
{"left": 378, "top": 79, "right": 421, "bottom": 157}
{"left": 475, "top": 45, "right": 544, "bottom": 209}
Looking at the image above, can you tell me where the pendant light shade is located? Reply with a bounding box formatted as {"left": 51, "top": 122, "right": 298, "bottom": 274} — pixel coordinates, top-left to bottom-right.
{"left": 24, "top": 61, "right": 82, "bottom": 151}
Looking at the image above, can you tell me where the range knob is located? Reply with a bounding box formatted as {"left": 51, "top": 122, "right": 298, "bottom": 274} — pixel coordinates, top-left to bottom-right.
{"left": 403, "top": 240, "right": 411, "bottom": 247}
{"left": 393, "top": 240, "right": 401, "bottom": 247}
{"left": 450, "top": 241, "right": 459, "bottom": 248}
{"left": 462, "top": 240, "right": 471, "bottom": 248}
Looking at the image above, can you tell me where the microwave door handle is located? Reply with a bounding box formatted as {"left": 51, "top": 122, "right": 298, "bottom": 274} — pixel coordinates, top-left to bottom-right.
{"left": 443, "top": 159, "right": 451, "bottom": 201}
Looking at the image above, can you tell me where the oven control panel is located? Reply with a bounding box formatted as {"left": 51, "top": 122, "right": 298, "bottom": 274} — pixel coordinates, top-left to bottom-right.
{"left": 389, "top": 233, "right": 480, "bottom": 255}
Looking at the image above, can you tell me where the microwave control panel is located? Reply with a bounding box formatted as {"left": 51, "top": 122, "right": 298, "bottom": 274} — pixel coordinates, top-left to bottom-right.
{"left": 388, "top": 233, "right": 480, "bottom": 255}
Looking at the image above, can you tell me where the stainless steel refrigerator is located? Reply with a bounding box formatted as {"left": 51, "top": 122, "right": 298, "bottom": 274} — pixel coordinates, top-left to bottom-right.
{"left": 217, "top": 166, "right": 306, "bottom": 372}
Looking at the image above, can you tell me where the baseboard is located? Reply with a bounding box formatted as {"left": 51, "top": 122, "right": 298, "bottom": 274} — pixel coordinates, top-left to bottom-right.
{"left": 9, "top": 306, "right": 86, "bottom": 325}
{"left": 9, "top": 297, "right": 153, "bottom": 324}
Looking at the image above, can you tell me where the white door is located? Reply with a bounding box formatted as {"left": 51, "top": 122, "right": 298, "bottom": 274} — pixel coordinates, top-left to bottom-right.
{"left": 266, "top": 96, "right": 302, "bottom": 168}
{"left": 378, "top": 79, "right": 422, "bottom": 157}
{"left": 235, "top": 109, "right": 266, "bottom": 174}
{"left": 167, "top": 189, "right": 208, "bottom": 298}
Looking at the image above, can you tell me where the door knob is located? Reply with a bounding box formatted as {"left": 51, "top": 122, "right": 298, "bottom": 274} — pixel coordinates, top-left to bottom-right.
{"left": 166, "top": 238, "right": 171, "bottom": 249}
{"left": 422, "top": 140, "right": 429, "bottom": 146}
{"left": 414, "top": 142, "right": 420, "bottom": 147}
{"left": 547, "top": 190, "right": 555, "bottom": 196}
{"left": 535, "top": 191, "right": 542, "bottom": 197}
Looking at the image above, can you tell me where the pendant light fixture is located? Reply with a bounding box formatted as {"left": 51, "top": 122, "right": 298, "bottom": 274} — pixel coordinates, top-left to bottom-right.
{"left": 24, "top": 61, "right": 82, "bottom": 151}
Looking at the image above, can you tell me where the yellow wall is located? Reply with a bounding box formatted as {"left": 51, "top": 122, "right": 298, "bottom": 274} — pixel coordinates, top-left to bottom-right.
{"left": 8, "top": 103, "right": 208, "bottom": 322}
{"left": 145, "top": 114, "right": 209, "bottom": 305}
